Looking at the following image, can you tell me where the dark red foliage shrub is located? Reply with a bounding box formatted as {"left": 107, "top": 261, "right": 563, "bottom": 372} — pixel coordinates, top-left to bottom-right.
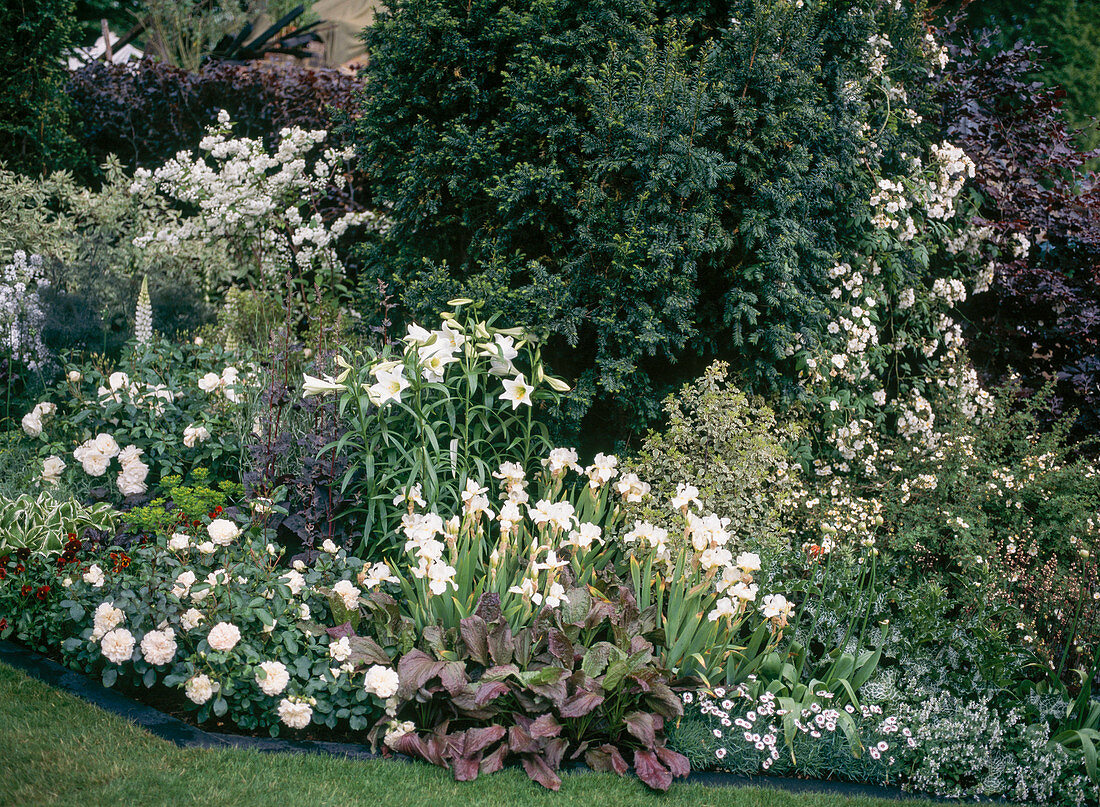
{"left": 938, "top": 25, "right": 1100, "bottom": 438}
{"left": 65, "top": 58, "right": 369, "bottom": 213}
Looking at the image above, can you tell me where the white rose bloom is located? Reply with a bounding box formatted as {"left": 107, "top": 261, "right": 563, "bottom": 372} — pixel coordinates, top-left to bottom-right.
{"left": 180, "top": 608, "right": 205, "bottom": 631}
{"left": 332, "top": 579, "right": 360, "bottom": 611}
{"left": 321, "top": 539, "right": 338, "bottom": 554}
{"left": 92, "top": 433, "right": 120, "bottom": 458}
{"left": 41, "top": 455, "right": 66, "bottom": 485}
{"left": 298, "top": 603, "right": 311, "bottom": 620}
{"left": 196, "top": 541, "right": 216, "bottom": 555}
{"left": 168, "top": 533, "right": 191, "bottom": 551}
{"left": 117, "top": 459, "right": 149, "bottom": 497}
{"left": 108, "top": 371, "right": 130, "bottom": 392}
{"left": 277, "top": 697, "right": 313, "bottom": 730}
{"left": 329, "top": 636, "right": 352, "bottom": 662}
{"left": 171, "top": 570, "right": 196, "bottom": 598}
{"left": 185, "top": 674, "right": 215, "bottom": 704}
{"left": 140, "top": 629, "right": 177, "bottom": 666}
{"left": 67, "top": 370, "right": 82, "bottom": 383}
{"left": 280, "top": 570, "right": 306, "bottom": 595}
{"left": 91, "top": 602, "right": 124, "bottom": 640}
{"left": 198, "top": 372, "right": 222, "bottom": 393}
{"left": 206, "top": 518, "right": 240, "bottom": 546}
{"left": 117, "top": 445, "right": 143, "bottom": 466}
{"left": 100, "top": 628, "right": 135, "bottom": 664}
{"left": 363, "top": 665, "right": 400, "bottom": 699}
{"left": 183, "top": 424, "right": 211, "bottom": 448}
{"left": 292, "top": 560, "right": 306, "bottom": 572}
{"left": 255, "top": 660, "right": 290, "bottom": 696}
{"left": 73, "top": 439, "right": 112, "bottom": 477}
{"left": 21, "top": 409, "right": 43, "bottom": 437}
{"left": 206, "top": 621, "right": 241, "bottom": 652}
{"left": 83, "top": 564, "right": 106, "bottom": 588}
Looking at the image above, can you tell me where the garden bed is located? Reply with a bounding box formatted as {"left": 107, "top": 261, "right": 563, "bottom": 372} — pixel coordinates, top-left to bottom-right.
{"left": 0, "top": 638, "right": 929, "bottom": 802}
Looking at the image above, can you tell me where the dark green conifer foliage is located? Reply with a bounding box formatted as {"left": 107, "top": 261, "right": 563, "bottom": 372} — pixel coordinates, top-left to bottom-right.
{"left": 0, "top": 0, "right": 83, "bottom": 175}
{"left": 352, "top": 0, "right": 932, "bottom": 442}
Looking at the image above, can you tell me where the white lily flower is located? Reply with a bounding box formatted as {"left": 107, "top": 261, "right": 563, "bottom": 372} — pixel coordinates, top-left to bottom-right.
{"left": 499, "top": 374, "right": 534, "bottom": 409}
{"left": 368, "top": 367, "right": 410, "bottom": 405}
{"left": 302, "top": 373, "right": 342, "bottom": 397}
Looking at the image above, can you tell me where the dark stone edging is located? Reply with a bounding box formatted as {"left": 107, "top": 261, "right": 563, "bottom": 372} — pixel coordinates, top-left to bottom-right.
{"left": 0, "top": 639, "right": 930, "bottom": 801}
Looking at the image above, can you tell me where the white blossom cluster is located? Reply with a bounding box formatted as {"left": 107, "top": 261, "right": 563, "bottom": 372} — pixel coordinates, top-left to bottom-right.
{"left": 0, "top": 251, "right": 50, "bottom": 372}
{"left": 869, "top": 145, "right": 974, "bottom": 241}
{"left": 131, "top": 111, "right": 388, "bottom": 283}
{"left": 896, "top": 688, "right": 1094, "bottom": 804}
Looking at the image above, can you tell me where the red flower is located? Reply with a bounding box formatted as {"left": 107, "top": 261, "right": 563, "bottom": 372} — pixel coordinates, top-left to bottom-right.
{"left": 15, "top": 564, "right": 24, "bottom": 574}
{"left": 20, "top": 584, "right": 32, "bottom": 597}
{"left": 0, "top": 618, "right": 7, "bottom": 631}
{"left": 0, "top": 554, "right": 9, "bottom": 565}
{"left": 36, "top": 586, "right": 50, "bottom": 601}
{"left": 214, "top": 506, "right": 223, "bottom": 515}
{"left": 15, "top": 548, "right": 30, "bottom": 560}
{"left": 0, "top": 568, "right": 6, "bottom": 580}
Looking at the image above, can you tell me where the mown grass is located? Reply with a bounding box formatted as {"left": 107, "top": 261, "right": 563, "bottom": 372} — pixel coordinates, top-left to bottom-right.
{"left": 0, "top": 661, "right": 939, "bottom": 807}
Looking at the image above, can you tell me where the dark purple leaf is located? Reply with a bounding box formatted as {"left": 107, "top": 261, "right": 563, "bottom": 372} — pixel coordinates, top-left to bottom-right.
{"left": 559, "top": 690, "right": 604, "bottom": 718}
{"left": 462, "top": 725, "right": 506, "bottom": 757}
{"left": 325, "top": 622, "right": 355, "bottom": 640}
{"left": 656, "top": 746, "right": 690, "bottom": 778}
{"left": 522, "top": 755, "right": 562, "bottom": 791}
{"left": 623, "top": 711, "right": 657, "bottom": 746}
{"left": 474, "top": 680, "right": 511, "bottom": 706}
{"left": 474, "top": 592, "right": 501, "bottom": 623}
{"left": 487, "top": 620, "right": 514, "bottom": 666}
{"left": 459, "top": 615, "right": 490, "bottom": 665}
{"left": 633, "top": 749, "right": 672, "bottom": 791}
{"left": 529, "top": 713, "right": 561, "bottom": 739}
{"left": 452, "top": 755, "right": 481, "bottom": 782}
{"left": 480, "top": 744, "right": 508, "bottom": 775}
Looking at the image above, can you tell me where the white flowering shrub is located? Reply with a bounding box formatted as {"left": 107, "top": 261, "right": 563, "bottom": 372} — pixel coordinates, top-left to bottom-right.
{"left": 130, "top": 111, "right": 388, "bottom": 303}
{"left": 17, "top": 336, "right": 260, "bottom": 500}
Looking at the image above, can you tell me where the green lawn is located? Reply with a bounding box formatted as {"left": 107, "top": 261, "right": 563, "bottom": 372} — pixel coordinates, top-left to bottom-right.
{"left": 0, "top": 661, "right": 935, "bottom": 807}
